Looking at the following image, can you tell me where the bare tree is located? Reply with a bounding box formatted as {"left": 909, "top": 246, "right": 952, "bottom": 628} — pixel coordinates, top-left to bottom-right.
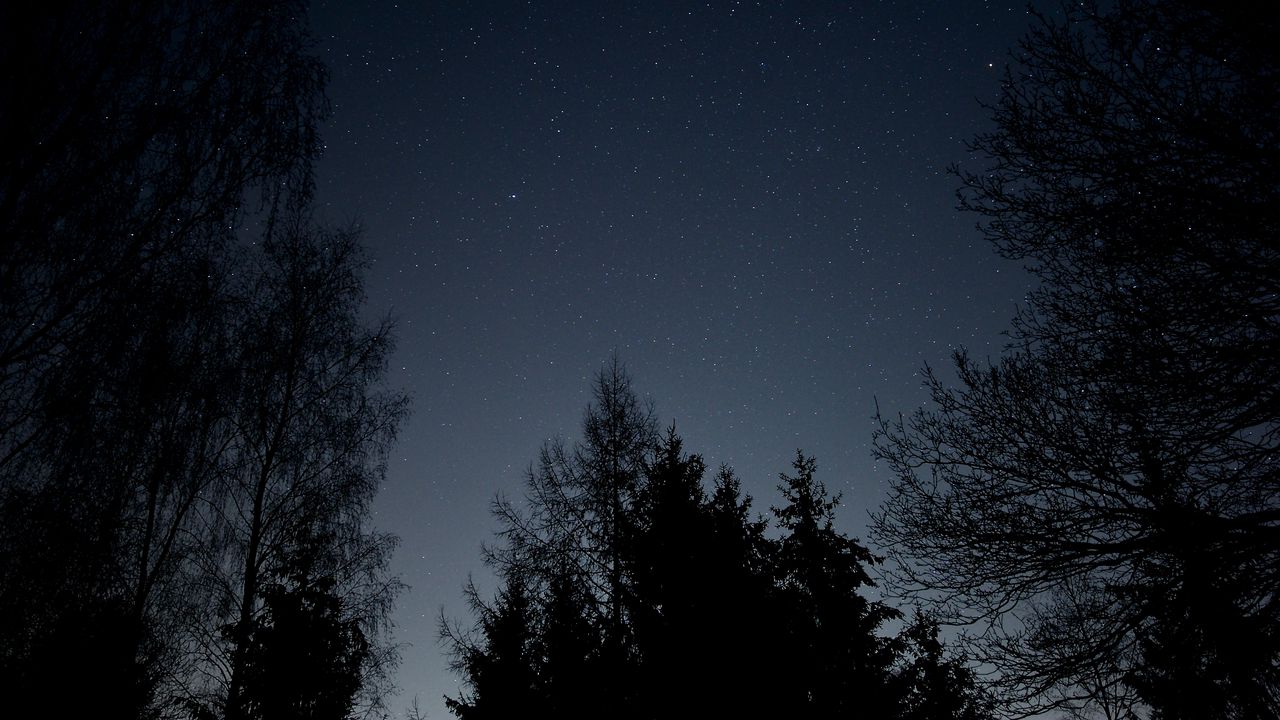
{"left": 201, "top": 221, "right": 407, "bottom": 720}
{"left": 0, "top": 0, "right": 325, "bottom": 474}
{"left": 490, "top": 358, "right": 657, "bottom": 639}
{"left": 872, "top": 2, "right": 1280, "bottom": 717}
{"left": 0, "top": 2, "right": 331, "bottom": 715}
{"left": 0, "top": 5, "right": 413, "bottom": 717}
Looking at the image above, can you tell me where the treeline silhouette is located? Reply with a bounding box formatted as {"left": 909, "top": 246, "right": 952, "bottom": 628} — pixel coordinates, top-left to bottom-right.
{"left": 0, "top": 2, "right": 404, "bottom": 719}
{"left": 5, "top": 0, "right": 1279, "bottom": 718}
{"left": 441, "top": 361, "right": 990, "bottom": 720}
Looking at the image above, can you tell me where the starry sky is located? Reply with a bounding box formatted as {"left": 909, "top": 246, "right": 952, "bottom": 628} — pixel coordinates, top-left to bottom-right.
{"left": 309, "top": 2, "right": 1037, "bottom": 715}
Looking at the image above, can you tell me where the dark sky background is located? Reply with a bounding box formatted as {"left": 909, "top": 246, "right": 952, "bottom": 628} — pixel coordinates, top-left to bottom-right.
{"left": 309, "top": 2, "right": 1037, "bottom": 715}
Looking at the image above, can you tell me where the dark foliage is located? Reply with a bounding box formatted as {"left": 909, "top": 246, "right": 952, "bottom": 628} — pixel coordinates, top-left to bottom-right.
{"left": 771, "top": 451, "right": 901, "bottom": 718}
{"left": 893, "top": 613, "right": 993, "bottom": 720}
{"left": 445, "top": 364, "right": 989, "bottom": 720}
{"left": 442, "top": 572, "right": 541, "bottom": 720}
{"left": 238, "top": 574, "right": 370, "bottom": 720}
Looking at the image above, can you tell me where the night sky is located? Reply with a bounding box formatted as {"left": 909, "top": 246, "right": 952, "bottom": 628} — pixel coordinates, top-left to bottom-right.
{"left": 309, "top": 2, "right": 1036, "bottom": 715}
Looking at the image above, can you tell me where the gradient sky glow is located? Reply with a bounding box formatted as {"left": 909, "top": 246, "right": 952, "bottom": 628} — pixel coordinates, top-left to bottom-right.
{"left": 309, "top": 2, "right": 1038, "bottom": 716}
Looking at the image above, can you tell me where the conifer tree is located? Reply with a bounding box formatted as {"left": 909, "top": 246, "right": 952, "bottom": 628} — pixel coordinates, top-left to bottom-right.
{"left": 626, "top": 428, "right": 720, "bottom": 717}
{"left": 538, "top": 565, "right": 607, "bottom": 720}
{"left": 772, "top": 451, "right": 900, "bottom": 718}
{"left": 894, "top": 612, "right": 993, "bottom": 720}
{"left": 700, "top": 466, "right": 786, "bottom": 716}
{"left": 447, "top": 372, "right": 990, "bottom": 720}
{"left": 443, "top": 570, "right": 542, "bottom": 720}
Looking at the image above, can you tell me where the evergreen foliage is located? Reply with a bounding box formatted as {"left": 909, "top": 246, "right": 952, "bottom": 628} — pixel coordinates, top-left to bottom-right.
{"left": 444, "top": 364, "right": 989, "bottom": 720}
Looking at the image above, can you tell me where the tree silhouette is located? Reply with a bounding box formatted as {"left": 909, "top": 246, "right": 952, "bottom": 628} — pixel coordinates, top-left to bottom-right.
{"left": 447, "top": 369, "right": 988, "bottom": 719}
{"left": 1, "top": 0, "right": 325, "bottom": 476}
{"left": 873, "top": 1, "right": 1280, "bottom": 716}
{"left": 442, "top": 569, "right": 542, "bottom": 720}
{"left": 893, "top": 612, "right": 993, "bottom": 720}
{"left": 209, "top": 221, "right": 406, "bottom": 720}
{"left": 625, "top": 428, "right": 725, "bottom": 718}
{"left": 237, "top": 569, "right": 370, "bottom": 720}
{"left": 771, "top": 451, "right": 900, "bottom": 719}
{"left": 700, "top": 466, "right": 785, "bottom": 716}
{"left": 486, "top": 357, "right": 657, "bottom": 707}
{"left": 536, "top": 565, "right": 607, "bottom": 720}
{"left": 0, "top": 3, "right": 407, "bottom": 717}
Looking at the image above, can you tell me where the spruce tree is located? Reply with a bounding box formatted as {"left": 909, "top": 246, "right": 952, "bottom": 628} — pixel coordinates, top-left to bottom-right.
{"left": 772, "top": 451, "right": 899, "bottom": 718}
{"left": 443, "top": 570, "right": 542, "bottom": 720}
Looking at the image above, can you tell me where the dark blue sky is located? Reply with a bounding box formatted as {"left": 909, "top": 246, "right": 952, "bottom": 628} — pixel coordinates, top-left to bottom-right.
{"left": 310, "top": 2, "right": 1036, "bottom": 715}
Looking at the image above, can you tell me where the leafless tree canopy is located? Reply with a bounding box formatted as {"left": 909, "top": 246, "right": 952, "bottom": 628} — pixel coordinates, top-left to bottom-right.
{"left": 0, "top": 3, "right": 406, "bottom": 718}
{"left": 873, "top": 2, "right": 1280, "bottom": 718}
